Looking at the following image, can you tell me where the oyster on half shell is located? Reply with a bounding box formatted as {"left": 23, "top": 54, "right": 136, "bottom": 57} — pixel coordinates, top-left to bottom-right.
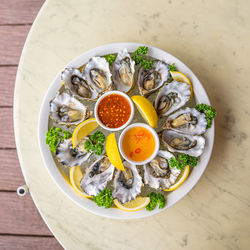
{"left": 164, "top": 107, "right": 207, "bottom": 135}
{"left": 61, "top": 68, "right": 98, "bottom": 100}
{"left": 112, "top": 161, "right": 142, "bottom": 204}
{"left": 80, "top": 156, "right": 115, "bottom": 196}
{"left": 154, "top": 81, "right": 191, "bottom": 116}
{"left": 55, "top": 138, "right": 91, "bottom": 167}
{"left": 112, "top": 48, "right": 135, "bottom": 93}
{"left": 84, "top": 57, "right": 112, "bottom": 94}
{"left": 50, "top": 92, "right": 92, "bottom": 125}
{"left": 161, "top": 130, "right": 205, "bottom": 157}
{"left": 144, "top": 150, "right": 181, "bottom": 190}
{"left": 137, "top": 60, "right": 170, "bottom": 96}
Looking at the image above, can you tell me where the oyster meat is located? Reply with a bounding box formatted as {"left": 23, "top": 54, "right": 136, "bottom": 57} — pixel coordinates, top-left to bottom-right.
{"left": 161, "top": 130, "right": 205, "bottom": 157}
{"left": 144, "top": 150, "right": 181, "bottom": 190}
{"left": 137, "top": 60, "right": 170, "bottom": 96}
{"left": 164, "top": 107, "right": 207, "bottom": 135}
{"left": 112, "top": 48, "right": 135, "bottom": 93}
{"left": 112, "top": 162, "right": 142, "bottom": 204}
{"left": 84, "top": 57, "right": 112, "bottom": 94}
{"left": 50, "top": 92, "right": 92, "bottom": 125}
{"left": 80, "top": 156, "right": 115, "bottom": 196}
{"left": 61, "top": 68, "right": 98, "bottom": 100}
{"left": 154, "top": 81, "right": 191, "bottom": 116}
{"left": 56, "top": 138, "right": 91, "bottom": 167}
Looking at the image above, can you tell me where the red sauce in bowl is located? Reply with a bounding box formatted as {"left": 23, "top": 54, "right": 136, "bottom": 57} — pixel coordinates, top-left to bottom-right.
{"left": 97, "top": 94, "right": 131, "bottom": 128}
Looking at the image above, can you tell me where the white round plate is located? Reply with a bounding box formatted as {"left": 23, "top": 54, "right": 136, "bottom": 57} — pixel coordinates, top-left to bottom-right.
{"left": 38, "top": 42, "right": 214, "bottom": 220}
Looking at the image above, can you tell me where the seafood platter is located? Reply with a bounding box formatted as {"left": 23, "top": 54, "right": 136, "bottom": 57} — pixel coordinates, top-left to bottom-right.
{"left": 38, "top": 43, "right": 215, "bottom": 219}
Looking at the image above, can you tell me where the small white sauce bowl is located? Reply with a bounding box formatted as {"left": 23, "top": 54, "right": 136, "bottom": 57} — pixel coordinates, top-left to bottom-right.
{"left": 94, "top": 90, "right": 134, "bottom": 131}
{"left": 118, "top": 123, "right": 160, "bottom": 165}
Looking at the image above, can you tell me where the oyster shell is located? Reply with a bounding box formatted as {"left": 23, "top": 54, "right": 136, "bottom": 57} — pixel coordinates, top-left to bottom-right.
{"left": 112, "top": 48, "right": 135, "bottom": 93}
{"left": 80, "top": 156, "right": 114, "bottom": 196}
{"left": 161, "top": 130, "right": 205, "bottom": 157}
{"left": 144, "top": 150, "right": 181, "bottom": 190}
{"left": 84, "top": 57, "right": 112, "bottom": 93}
{"left": 61, "top": 68, "right": 98, "bottom": 100}
{"left": 137, "top": 60, "right": 170, "bottom": 96}
{"left": 164, "top": 107, "right": 207, "bottom": 135}
{"left": 56, "top": 138, "right": 91, "bottom": 167}
{"left": 50, "top": 92, "right": 92, "bottom": 125}
{"left": 112, "top": 161, "right": 142, "bottom": 204}
{"left": 154, "top": 81, "right": 191, "bottom": 116}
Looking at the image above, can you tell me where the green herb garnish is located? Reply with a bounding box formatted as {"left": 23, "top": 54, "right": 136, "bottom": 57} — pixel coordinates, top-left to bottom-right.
{"left": 146, "top": 192, "right": 166, "bottom": 211}
{"left": 131, "top": 46, "right": 154, "bottom": 70}
{"left": 45, "top": 126, "right": 72, "bottom": 153}
{"left": 103, "top": 54, "right": 116, "bottom": 66}
{"left": 146, "top": 192, "right": 158, "bottom": 211}
{"left": 84, "top": 131, "right": 105, "bottom": 155}
{"left": 169, "top": 63, "right": 176, "bottom": 71}
{"left": 93, "top": 188, "right": 114, "bottom": 208}
{"left": 169, "top": 154, "right": 198, "bottom": 170}
{"left": 195, "top": 104, "right": 216, "bottom": 129}
{"left": 157, "top": 193, "right": 166, "bottom": 209}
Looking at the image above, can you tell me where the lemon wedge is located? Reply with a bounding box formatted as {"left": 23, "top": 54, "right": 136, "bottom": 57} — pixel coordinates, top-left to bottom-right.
{"left": 164, "top": 165, "right": 190, "bottom": 191}
{"left": 105, "top": 133, "right": 125, "bottom": 171}
{"left": 170, "top": 71, "right": 193, "bottom": 99}
{"left": 131, "top": 95, "right": 158, "bottom": 128}
{"left": 72, "top": 118, "right": 98, "bottom": 148}
{"left": 69, "top": 166, "right": 92, "bottom": 198}
{"left": 114, "top": 197, "right": 150, "bottom": 212}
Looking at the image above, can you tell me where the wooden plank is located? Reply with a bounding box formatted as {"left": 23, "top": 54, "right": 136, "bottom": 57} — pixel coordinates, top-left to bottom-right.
{"left": 0, "top": 235, "right": 62, "bottom": 250}
{"left": 0, "top": 108, "right": 15, "bottom": 148}
{"left": 0, "top": 66, "right": 17, "bottom": 106}
{"left": 0, "top": 192, "right": 53, "bottom": 235}
{"left": 0, "top": 150, "right": 24, "bottom": 191}
{"left": 0, "top": 26, "right": 31, "bottom": 65}
{"left": 0, "top": 0, "right": 45, "bottom": 25}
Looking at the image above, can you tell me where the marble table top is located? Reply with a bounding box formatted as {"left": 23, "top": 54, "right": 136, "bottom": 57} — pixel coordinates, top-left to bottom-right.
{"left": 14, "top": 0, "right": 250, "bottom": 249}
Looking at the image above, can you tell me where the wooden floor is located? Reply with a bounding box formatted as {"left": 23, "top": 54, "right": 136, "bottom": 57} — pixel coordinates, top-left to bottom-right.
{"left": 0, "top": 1, "right": 62, "bottom": 249}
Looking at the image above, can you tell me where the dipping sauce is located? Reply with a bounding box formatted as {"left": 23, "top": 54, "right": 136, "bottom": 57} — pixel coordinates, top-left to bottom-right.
{"left": 97, "top": 94, "right": 131, "bottom": 128}
{"left": 122, "top": 126, "right": 156, "bottom": 162}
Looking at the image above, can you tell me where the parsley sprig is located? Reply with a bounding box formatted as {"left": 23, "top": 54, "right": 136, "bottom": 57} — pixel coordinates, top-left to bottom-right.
{"left": 93, "top": 188, "right": 114, "bottom": 208}
{"left": 45, "top": 126, "right": 72, "bottom": 153}
{"left": 103, "top": 54, "right": 116, "bottom": 66}
{"left": 195, "top": 104, "right": 216, "bottom": 129}
{"left": 169, "top": 63, "right": 176, "bottom": 71}
{"left": 146, "top": 192, "right": 166, "bottom": 211}
{"left": 169, "top": 154, "right": 198, "bottom": 170}
{"left": 131, "top": 46, "right": 154, "bottom": 70}
{"left": 84, "top": 131, "right": 105, "bottom": 155}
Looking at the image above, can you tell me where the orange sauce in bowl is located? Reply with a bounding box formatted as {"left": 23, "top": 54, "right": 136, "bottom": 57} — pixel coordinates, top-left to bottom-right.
{"left": 122, "top": 126, "right": 156, "bottom": 162}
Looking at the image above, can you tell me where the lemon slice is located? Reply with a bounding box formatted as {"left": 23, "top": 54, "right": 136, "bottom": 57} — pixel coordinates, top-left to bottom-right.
{"left": 114, "top": 197, "right": 150, "bottom": 212}
{"left": 131, "top": 95, "right": 158, "bottom": 128}
{"left": 164, "top": 165, "right": 190, "bottom": 191}
{"left": 69, "top": 166, "right": 92, "bottom": 198}
{"left": 106, "top": 133, "right": 125, "bottom": 171}
{"left": 170, "top": 71, "right": 193, "bottom": 99}
{"left": 72, "top": 118, "right": 98, "bottom": 148}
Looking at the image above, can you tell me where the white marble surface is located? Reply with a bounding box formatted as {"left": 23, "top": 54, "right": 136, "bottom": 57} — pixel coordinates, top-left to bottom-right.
{"left": 14, "top": 0, "right": 250, "bottom": 249}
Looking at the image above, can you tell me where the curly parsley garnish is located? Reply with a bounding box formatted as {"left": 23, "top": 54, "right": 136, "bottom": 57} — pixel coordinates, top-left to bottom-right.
{"left": 84, "top": 131, "right": 105, "bottom": 155}
{"left": 169, "top": 154, "right": 198, "bottom": 170}
{"left": 93, "top": 188, "right": 114, "bottom": 208}
{"left": 131, "top": 46, "right": 154, "bottom": 70}
{"left": 195, "top": 104, "right": 216, "bottom": 129}
{"left": 103, "top": 54, "right": 116, "bottom": 66}
{"left": 146, "top": 192, "right": 166, "bottom": 211}
{"left": 169, "top": 63, "right": 176, "bottom": 71}
{"left": 45, "top": 126, "right": 71, "bottom": 153}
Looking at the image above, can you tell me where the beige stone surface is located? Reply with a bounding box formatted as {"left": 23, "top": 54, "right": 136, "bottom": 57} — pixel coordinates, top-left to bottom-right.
{"left": 14, "top": 0, "right": 250, "bottom": 249}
